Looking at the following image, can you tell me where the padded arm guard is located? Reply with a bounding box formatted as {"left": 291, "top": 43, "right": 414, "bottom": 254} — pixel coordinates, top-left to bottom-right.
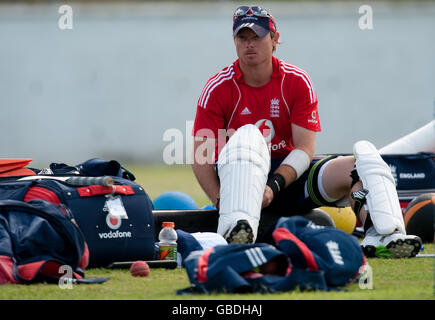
{"left": 353, "top": 140, "right": 406, "bottom": 235}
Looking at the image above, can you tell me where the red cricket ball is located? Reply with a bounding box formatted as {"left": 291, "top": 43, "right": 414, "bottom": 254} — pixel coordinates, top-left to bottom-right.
{"left": 130, "top": 260, "right": 150, "bottom": 277}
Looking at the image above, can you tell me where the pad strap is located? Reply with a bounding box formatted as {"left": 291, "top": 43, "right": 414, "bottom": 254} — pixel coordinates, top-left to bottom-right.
{"left": 351, "top": 188, "right": 369, "bottom": 219}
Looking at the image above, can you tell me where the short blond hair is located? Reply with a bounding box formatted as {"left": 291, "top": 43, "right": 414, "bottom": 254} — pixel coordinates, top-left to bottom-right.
{"left": 270, "top": 31, "right": 281, "bottom": 53}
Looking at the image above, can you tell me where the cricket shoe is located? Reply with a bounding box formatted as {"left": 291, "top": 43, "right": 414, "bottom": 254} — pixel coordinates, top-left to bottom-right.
{"left": 361, "top": 226, "right": 422, "bottom": 258}
{"left": 225, "top": 219, "right": 254, "bottom": 244}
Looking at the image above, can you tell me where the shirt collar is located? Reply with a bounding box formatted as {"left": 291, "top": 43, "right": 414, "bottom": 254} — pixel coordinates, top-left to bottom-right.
{"left": 233, "top": 56, "right": 282, "bottom": 83}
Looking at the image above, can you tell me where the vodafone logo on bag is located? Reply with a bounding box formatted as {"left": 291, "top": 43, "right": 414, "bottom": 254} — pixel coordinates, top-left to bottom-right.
{"left": 106, "top": 214, "right": 121, "bottom": 230}
{"left": 98, "top": 214, "right": 132, "bottom": 239}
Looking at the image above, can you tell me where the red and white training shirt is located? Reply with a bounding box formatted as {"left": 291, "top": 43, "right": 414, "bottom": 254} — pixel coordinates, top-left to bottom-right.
{"left": 193, "top": 56, "right": 321, "bottom": 161}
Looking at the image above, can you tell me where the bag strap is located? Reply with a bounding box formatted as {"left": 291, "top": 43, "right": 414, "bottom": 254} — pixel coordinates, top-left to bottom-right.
{"left": 120, "top": 166, "right": 136, "bottom": 181}
{"left": 76, "top": 185, "right": 134, "bottom": 197}
{"left": 272, "top": 227, "right": 319, "bottom": 271}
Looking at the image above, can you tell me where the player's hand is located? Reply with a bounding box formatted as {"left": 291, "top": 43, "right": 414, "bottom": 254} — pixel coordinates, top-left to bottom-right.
{"left": 262, "top": 185, "right": 274, "bottom": 209}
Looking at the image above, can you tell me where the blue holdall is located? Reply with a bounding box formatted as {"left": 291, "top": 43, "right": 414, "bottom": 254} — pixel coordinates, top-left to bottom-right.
{"left": 180, "top": 242, "right": 329, "bottom": 294}
{"left": 273, "top": 216, "right": 366, "bottom": 287}
{"left": 0, "top": 199, "right": 108, "bottom": 285}
{"left": 381, "top": 153, "right": 435, "bottom": 213}
{"left": 0, "top": 158, "right": 156, "bottom": 268}
{"left": 178, "top": 216, "right": 366, "bottom": 294}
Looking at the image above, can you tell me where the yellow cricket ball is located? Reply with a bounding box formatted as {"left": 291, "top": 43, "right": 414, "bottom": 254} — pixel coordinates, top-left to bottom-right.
{"left": 320, "top": 206, "right": 357, "bottom": 234}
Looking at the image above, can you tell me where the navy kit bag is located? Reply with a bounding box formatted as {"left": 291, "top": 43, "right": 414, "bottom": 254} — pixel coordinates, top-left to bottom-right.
{"left": 381, "top": 153, "right": 435, "bottom": 213}
{"left": 179, "top": 216, "right": 366, "bottom": 294}
{"left": 0, "top": 158, "right": 156, "bottom": 268}
{"left": 180, "top": 243, "right": 330, "bottom": 294}
{"left": 0, "top": 199, "right": 106, "bottom": 284}
{"left": 273, "top": 216, "right": 366, "bottom": 287}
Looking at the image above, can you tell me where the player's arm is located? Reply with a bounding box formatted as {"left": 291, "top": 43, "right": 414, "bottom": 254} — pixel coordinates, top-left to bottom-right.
{"left": 262, "top": 124, "right": 316, "bottom": 208}
{"left": 191, "top": 136, "right": 221, "bottom": 208}
{"left": 192, "top": 74, "right": 227, "bottom": 209}
{"left": 275, "top": 123, "right": 316, "bottom": 186}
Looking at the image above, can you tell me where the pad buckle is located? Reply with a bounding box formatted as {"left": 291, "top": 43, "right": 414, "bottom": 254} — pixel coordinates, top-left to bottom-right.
{"left": 351, "top": 188, "right": 369, "bottom": 218}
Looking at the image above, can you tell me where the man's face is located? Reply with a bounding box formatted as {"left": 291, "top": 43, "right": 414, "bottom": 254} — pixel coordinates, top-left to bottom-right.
{"left": 234, "top": 28, "right": 278, "bottom": 66}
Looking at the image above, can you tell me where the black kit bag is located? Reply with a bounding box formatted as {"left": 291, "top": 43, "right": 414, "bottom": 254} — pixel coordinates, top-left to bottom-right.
{"left": 0, "top": 159, "right": 156, "bottom": 268}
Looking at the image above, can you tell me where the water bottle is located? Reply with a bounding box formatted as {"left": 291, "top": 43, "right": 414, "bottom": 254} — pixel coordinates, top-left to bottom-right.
{"left": 158, "top": 221, "right": 177, "bottom": 261}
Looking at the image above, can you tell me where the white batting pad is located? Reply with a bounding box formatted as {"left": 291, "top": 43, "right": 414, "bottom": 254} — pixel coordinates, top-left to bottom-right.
{"left": 379, "top": 120, "right": 435, "bottom": 154}
{"left": 354, "top": 140, "right": 406, "bottom": 235}
{"left": 217, "top": 124, "right": 270, "bottom": 241}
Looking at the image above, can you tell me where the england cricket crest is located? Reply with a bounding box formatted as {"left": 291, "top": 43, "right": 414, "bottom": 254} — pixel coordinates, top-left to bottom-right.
{"left": 270, "top": 98, "right": 280, "bottom": 118}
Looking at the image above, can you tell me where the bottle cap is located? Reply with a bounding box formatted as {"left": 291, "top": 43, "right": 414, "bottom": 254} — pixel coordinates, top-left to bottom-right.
{"left": 162, "top": 221, "right": 175, "bottom": 228}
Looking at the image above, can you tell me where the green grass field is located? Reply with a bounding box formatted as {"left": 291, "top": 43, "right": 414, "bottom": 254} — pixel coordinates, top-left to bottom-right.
{"left": 1, "top": 164, "right": 434, "bottom": 300}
